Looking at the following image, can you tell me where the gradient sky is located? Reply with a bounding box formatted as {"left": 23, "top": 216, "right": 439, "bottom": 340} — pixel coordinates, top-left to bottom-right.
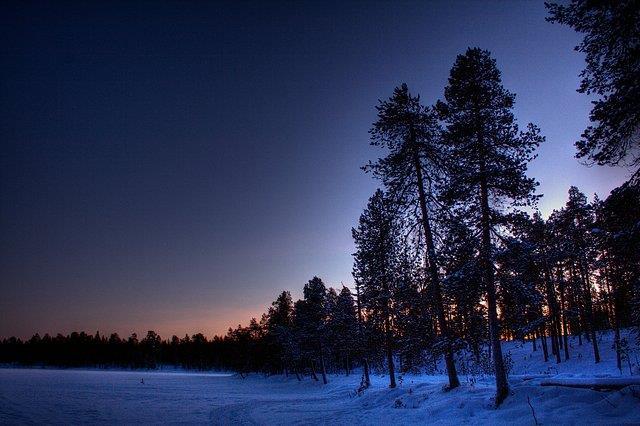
{"left": 1, "top": 1, "right": 632, "bottom": 339}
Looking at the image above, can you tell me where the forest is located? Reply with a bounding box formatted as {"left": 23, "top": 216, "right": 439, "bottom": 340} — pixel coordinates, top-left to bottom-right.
{"left": 1, "top": 0, "right": 638, "bottom": 407}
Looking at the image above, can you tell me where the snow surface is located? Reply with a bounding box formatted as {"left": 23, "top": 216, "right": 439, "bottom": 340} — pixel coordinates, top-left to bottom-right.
{"left": 1, "top": 331, "right": 639, "bottom": 425}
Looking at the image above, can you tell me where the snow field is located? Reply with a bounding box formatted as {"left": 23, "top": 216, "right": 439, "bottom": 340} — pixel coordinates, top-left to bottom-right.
{"left": 1, "top": 330, "right": 639, "bottom": 425}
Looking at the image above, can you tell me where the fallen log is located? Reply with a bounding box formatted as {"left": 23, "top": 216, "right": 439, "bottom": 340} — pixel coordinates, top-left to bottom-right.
{"left": 540, "top": 377, "right": 640, "bottom": 391}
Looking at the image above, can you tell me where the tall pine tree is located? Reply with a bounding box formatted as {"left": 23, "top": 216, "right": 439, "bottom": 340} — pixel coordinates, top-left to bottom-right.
{"left": 438, "top": 48, "right": 544, "bottom": 404}
{"left": 365, "top": 84, "right": 460, "bottom": 389}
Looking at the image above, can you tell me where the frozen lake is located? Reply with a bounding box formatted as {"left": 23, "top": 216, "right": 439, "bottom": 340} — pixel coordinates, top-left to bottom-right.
{"left": 0, "top": 368, "right": 240, "bottom": 424}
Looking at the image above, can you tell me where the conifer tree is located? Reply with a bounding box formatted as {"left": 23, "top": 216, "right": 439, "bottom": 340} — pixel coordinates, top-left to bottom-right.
{"left": 266, "top": 291, "right": 294, "bottom": 375}
{"left": 496, "top": 236, "right": 545, "bottom": 344}
{"left": 545, "top": 212, "right": 572, "bottom": 361}
{"left": 546, "top": 0, "right": 640, "bottom": 171}
{"left": 300, "top": 276, "right": 329, "bottom": 384}
{"left": 352, "top": 189, "right": 399, "bottom": 388}
{"left": 595, "top": 182, "right": 640, "bottom": 347}
{"left": 437, "top": 48, "right": 544, "bottom": 404}
{"left": 365, "top": 84, "right": 460, "bottom": 389}
{"left": 525, "top": 211, "right": 565, "bottom": 363}
{"left": 327, "top": 286, "right": 358, "bottom": 375}
{"left": 562, "top": 186, "right": 601, "bottom": 362}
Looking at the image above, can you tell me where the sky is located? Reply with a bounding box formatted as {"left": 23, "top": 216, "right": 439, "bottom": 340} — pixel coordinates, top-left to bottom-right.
{"left": 0, "top": 0, "right": 632, "bottom": 340}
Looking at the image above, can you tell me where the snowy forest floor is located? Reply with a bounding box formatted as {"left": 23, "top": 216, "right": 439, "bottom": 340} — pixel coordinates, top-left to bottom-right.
{"left": 1, "top": 330, "right": 639, "bottom": 425}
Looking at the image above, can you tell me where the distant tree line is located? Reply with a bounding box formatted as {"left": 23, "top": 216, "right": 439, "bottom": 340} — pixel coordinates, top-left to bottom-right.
{"left": 0, "top": 331, "right": 235, "bottom": 371}
{"left": 1, "top": 0, "right": 638, "bottom": 407}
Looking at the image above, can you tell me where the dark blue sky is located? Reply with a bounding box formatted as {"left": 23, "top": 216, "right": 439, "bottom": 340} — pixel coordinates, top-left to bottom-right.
{"left": 1, "top": 1, "right": 630, "bottom": 338}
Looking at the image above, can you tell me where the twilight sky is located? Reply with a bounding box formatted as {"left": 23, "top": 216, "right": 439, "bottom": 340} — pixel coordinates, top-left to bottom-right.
{"left": 0, "top": 1, "right": 631, "bottom": 339}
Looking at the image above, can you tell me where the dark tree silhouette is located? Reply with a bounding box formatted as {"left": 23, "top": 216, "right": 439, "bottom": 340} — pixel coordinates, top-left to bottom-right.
{"left": 352, "top": 190, "right": 399, "bottom": 388}
{"left": 437, "top": 48, "right": 544, "bottom": 405}
{"left": 297, "top": 277, "right": 329, "bottom": 384}
{"left": 546, "top": 0, "right": 640, "bottom": 171}
{"left": 365, "top": 84, "right": 460, "bottom": 389}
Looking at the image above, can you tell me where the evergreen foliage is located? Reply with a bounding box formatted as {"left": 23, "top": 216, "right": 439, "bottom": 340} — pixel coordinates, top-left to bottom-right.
{"left": 546, "top": 0, "right": 640, "bottom": 170}
{"left": 437, "top": 47, "right": 544, "bottom": 404}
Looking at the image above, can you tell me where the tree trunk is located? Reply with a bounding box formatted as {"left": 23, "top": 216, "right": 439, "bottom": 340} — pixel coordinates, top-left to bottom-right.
{"left": 543, "top": 266, "right": 561, "bottom": 364}
{"left": 540, "top": 325, "right": 548, "bottom": 362}
{"left": 608, "top": 262, "right": 622, "bottom": 371}
{"left": 310, "top": 360, "right": 318, "bottom": 381}
{"left": 556, "top": 319, "right": 563, "bottom": 350}
{"left": 319, "top": 346, "right": 328, "bottom": 384}
{"left": 363, "top": 358, "right": 371, "bottom": 389}
{"left": 532, "top": 332, "right": 537, "bottom": 352}
{"left": 574, "top": 274, "right": 583, "bottom": 344}
{"left": 556, "top": 266, "right": 570, "bottom": 360}
{"left": 550, "top": 319, "right": 559, "bottom": 359}
{"left": 384, "top": 306, "right": 396, "bottom": 389}
{"left": 541, "top": 377, "right": 640, "bottom": 390}
{"left": 479, "top": 168, "right": 508, "bottom": 405}
{"left": 410, "top": 130, "right": 460, "bottom": 390}
{"left": 345, "top": 354, "right": 350, "bottom": 376}
{"left": 578, "top": 261, "right": 600, "bottom": 363}
{"left": 355, "top": 286, "right": 371, "bottom": 389}
{"left": 614, "top": 320, "right": 622, "bottom": 372}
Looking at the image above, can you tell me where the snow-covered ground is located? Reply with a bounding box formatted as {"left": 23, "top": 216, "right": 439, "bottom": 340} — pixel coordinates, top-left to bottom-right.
{"left": 1, "top": 331, "right": 639, "bottom": 425}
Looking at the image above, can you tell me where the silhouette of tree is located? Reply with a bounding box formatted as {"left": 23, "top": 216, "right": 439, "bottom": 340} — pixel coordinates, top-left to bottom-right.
{"left": 546, "top": 0, "right": 640, "bottom": 171}
{"left": 437, "top": 47, "right": 544, "bottom": 405}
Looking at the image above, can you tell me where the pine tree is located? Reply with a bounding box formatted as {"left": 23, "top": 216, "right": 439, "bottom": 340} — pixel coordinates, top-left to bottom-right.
{"left": 365, "top": 84, "right": 460, "bottom": 389}
{"left": 141, "top": 330, "right": 161, "bottom": 368}
{"left": 327, "top": 286, "right": 358, "bottom": 375}
{"left": 352, "top": 190, "right": 399, "bottom": 388}
{"left": 524, "top": 211, "right": 566, "bottom": 364}
{"left": 496, "top": 236, "right": 545, "bottom": 345}
{"left": 266, "top": 291, "right": 294, "bottom": 375}
{"left": 437, "top": 48, "right": 544, "bottom": 404}
{"left": 299, "top": 276, "right": 329, "bottom": 384}
{"left": 292, "top": 298, "right": 314, "bottom": 379}
{"left": 595, "top": 182, "right": 640, "bottom": 347}
{"left": 546, "top": 0, "right": 640, "bottom": 171}
{"left": 545, "top": 212, "right": 572, "bottom": 361}
{"left": 561, "top": 187, "right": 601, "bottom": 362}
